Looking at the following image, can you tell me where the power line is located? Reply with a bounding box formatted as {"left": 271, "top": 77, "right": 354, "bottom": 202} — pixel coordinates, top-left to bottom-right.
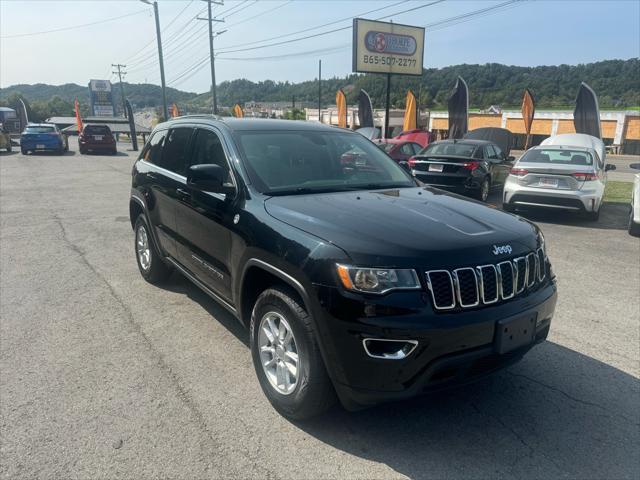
{"left": 216, "top": 0, "right": 411, "bottom": 52}
{"left": 224, "top": 0, "right": 292, "bottom": 28}
{"left": 1, "top": 9, "right": 148, "bottom": 39}
{"left": 217, "top": 0, "right": 525, "bottom": 62}
{"left": 216, "top": 0, "right": 445, "bottom": 55}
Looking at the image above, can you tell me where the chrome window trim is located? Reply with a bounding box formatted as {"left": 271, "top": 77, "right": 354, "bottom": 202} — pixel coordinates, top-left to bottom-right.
{"left": 425, "top": 270, "right": 456, "bottom": 310}
{"left": 513, "top": 257, "right": 527, "bottom": 294}
{"left": 452, "top": 267, "right": 479, "bottom": 308}
{"left": 497, "top": 261, "right": 515, "bottom": 300}
{"left": 476, "top": 264, "right": 499, "bottom": 304}
{"left": 537, "top": 248, "right": 546, "bottom": 282}
{"left": 526, "top": 252, "right": 537, "bottom": 288}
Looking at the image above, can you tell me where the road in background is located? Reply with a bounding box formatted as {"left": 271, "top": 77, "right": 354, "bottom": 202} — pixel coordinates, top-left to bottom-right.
{"left": 1, "top": 141, "right": 639, "bottom": 479}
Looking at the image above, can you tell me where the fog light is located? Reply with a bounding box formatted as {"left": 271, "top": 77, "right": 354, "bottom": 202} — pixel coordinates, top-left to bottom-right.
{"left": 362, "top": 338, "right": 418, "bottom": 360}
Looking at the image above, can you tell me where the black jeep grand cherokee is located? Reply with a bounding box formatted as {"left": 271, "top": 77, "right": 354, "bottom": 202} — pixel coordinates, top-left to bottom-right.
{"left": 130, "top": 117, "right": 556, "bottom": 419}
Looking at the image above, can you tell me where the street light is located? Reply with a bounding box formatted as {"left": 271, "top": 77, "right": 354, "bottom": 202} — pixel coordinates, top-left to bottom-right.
{"left": 140, "top": 0, "right": 168, "bottom": 121}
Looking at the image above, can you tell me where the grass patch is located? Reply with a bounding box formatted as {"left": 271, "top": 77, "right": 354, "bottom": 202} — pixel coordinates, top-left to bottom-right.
{"left": 604, "top": 180, "right": 633, "bottom": 203}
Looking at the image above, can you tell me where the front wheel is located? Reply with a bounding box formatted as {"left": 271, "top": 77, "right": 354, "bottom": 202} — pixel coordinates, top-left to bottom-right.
{"left": 250, "top": 287, "right": 335, "bottom": 420}
{"left": 134, "top": 214, "right": 171, "bottom": 284}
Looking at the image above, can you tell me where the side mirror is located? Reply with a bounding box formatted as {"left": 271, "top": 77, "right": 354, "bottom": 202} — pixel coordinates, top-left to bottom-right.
{"left": 187, "top": 164, "right": 234, "bottom": 195}
{"left": 605, "top": 164, "right": 616, "bottom": 172}
{"left": 507, "top": 155, "right": 516, "bottom": 162}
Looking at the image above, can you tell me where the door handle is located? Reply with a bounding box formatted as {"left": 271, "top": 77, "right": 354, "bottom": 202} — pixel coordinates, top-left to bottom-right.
{"left": 176, "top": 188, "right": 191, "bottom": 198}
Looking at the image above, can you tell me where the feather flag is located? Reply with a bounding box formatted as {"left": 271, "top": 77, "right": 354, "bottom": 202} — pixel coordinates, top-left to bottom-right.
{"left": 170, "top": 103, "right": 180, "bottom": 118}
{"left": 357, "top": 89, "right": 374, "bottom": 128}
{"left": 336, "top": 89, "right": 347, "bottom": 128}
{"left": 233, "top": 104, "right": 244, "bottom": 118}
{"left": 574, "top": 82, "right": 601, "bottom": 139}
{"left": 403, "top": 90, "right": 418, "bottom": 132}
{"left": 74, "top": 98, "right": 83, "bottom": 133}
{"left": 447, "top": 76, "right": 469, "bottom": 139}
{"left": 521, "top": 89, "right": 535, "bottom": 149}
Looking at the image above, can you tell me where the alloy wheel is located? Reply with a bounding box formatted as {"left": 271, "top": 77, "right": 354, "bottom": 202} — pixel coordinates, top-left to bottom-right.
{"left": 136, "top": 224, "right": 151, "bottom": 271}
{"left": 258, "top": 311, "right": 300, "bottom": 395}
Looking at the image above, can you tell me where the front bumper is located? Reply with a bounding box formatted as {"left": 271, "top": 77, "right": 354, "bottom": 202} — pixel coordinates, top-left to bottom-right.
{"left": 504, "top": 180, "right": 604, "bottom": 212}
{"left": 311, "top": 280, "right": 556, "bottom": 409}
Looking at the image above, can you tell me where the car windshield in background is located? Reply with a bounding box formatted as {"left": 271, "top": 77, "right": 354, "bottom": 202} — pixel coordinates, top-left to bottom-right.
{"left": 520, "top": 148, "right": 593, "bottom": 166}
{"left": 236, "top": 131, "right": 415, "bottom": 195}
{"left": 25, "top": 126, "right": 55, "bottom": 134}
{"left": 419, "top": 142, "right": 475, "bottom": 157}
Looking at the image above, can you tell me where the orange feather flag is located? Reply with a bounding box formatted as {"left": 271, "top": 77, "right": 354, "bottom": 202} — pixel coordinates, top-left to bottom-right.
{"left": 403, "top": 90, "right": 417, "bottom": 132}
{"left": 233, "top": 104, "right": 244, "bottom": 118}
{"left": 74, "top": 98, "right": 83, "bottom": 133}
{"left": 336, "top": 89, "right": 347, "bottom": 128}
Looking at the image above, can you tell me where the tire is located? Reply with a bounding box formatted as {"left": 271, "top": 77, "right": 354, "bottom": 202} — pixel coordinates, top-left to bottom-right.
{"left": 503, "top": 202, "right": 515, "bottom": 213}
{"left": 134, "top": 214, "right": 171, "bottom": 284}
{"left": 21, "top": 147, "right": 27, "bottom": 155}
{"left": 250, "top": 286, "right": 336, "bottom": 420}
{"left": 7, "top": 143, "right": 12, "bottom": 152}
{"left": 79, "top": 147, "right": 86, "bottom": 155}
{"left": 628, "top": 206, "right": 640, "bottom": 236}
{"left": 585, "top": 208, "right": 600, "bottom": 221}
{"left": 476, "top": 177, "right": 490, "bottom": 202}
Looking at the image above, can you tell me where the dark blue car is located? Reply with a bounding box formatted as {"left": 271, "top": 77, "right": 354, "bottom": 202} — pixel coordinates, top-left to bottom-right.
{"left": 20, "top": 124, "right": 68, "bottom": 155}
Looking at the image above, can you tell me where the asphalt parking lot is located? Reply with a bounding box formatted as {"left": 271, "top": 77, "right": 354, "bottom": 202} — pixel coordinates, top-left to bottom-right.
{"left": 1, "top": 140, "right": 639, "bottom": 479}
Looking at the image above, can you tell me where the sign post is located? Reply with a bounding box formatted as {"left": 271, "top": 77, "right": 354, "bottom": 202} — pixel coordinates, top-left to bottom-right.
{"left": 352, "top": 18, "right": 425, "bottom": 136}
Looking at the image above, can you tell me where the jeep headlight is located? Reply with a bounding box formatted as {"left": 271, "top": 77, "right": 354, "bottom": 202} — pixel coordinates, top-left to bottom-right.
{"left": 336, "top": 264, "right": 421, "bottom": 294}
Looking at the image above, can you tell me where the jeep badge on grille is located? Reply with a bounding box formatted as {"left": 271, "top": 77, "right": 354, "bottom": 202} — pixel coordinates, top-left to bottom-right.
{"left": 492, "top": 244, "right": 513, "bottom": 255}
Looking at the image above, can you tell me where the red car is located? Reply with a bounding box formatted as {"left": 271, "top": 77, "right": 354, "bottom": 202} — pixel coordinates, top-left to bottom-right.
{"left": 79, "top": 124, "right": 117, "bottom": 155}
{"left": 375, "top": 139, "right": 424, "bottom": 163}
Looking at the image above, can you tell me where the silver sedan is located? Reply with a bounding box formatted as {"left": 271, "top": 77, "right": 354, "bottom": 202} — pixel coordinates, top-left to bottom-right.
{"left": 503, "top": 133, "right": 616, "bottom": 221}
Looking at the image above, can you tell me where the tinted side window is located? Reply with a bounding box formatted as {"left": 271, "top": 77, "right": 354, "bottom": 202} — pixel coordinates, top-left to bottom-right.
{"left": 159, "top": 128, "right": 192, "bottom": 175}
{"left": 190, "top": 128, "right": 231, "bottom": 183}
{"left": 411, "top": 143, "right": 422, "bottom": 154}
{"left": 142, "top": 130, "right": 167, "bottom": 165}
{"left": 484, "top": 145, "right": 498, "bottom": 160}
{"left": 493, "top": 145, "right": 504, "bottom": 159}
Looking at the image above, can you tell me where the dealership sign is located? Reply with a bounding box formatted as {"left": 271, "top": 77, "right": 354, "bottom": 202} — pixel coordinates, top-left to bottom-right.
{"left": 88, "top": 79, "right": 115, "bottom": 117}
{"left": 352, "top": 18, "right": 425, "bottom": 76}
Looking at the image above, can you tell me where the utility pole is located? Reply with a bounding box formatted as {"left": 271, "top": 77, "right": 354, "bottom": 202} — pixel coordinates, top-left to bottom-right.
{"left": 112, "top": 63, "right": 127, "bottom": 118}
{"left": 140, "top": 0, "right": 168, "bottom": 120}
{"left": 318, "top": 59, "right": 322, "bottom": 122}
{"left": 198, "top": 0, "right": 225, "bottom": 114}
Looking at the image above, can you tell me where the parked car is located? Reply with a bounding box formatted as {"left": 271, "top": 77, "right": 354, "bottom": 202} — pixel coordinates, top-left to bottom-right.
{"left": 130, "top": 117, "right": 556, "bottom": 419}
{"left": 629, "top": 173, "right": 640, "bottom": 236}
{"left": 20, "top": 123, "right": 68, "bottom": 155}
{"left": 503, "top": 133, "right": 616, "bottom": 220}
{"left": 79, "top": 124, "right": 117, "bottom": 155}
{"left": 0, "top": 124, "right": 12, "bottom": 152}
{"left": 408, "top": 134, "right": 514, "bottom": 202}
{"left": 374, "top": 139, "right": 424, "bottom": 163}
{"left": 393, "top": 129, "right": 431, "bottom": 148}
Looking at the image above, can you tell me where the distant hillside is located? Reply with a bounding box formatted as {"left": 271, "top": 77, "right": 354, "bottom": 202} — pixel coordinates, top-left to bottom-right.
{"left": 1, "top": 58, "right": 638, "bottom": 121}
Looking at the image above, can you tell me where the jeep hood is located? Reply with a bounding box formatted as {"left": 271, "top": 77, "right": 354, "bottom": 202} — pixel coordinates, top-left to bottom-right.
{"left": 264, "top": 187, "right": 539, "bottom": 268}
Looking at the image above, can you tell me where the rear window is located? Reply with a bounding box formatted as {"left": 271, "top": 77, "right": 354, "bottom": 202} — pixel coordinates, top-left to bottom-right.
{"left": 25, "top": 126, "right": 55, "bottom": 134}
{"left": 419, "top": 142, "right": 475, "bottom": 158}
{"left": 377, "top": 143, "right": 395, "bottom": 153}
{"left": 85, "top": 125, "right": 111, "bottom": 134}
{"left": 520, "top": 148, "right": 593, "bottom": 166}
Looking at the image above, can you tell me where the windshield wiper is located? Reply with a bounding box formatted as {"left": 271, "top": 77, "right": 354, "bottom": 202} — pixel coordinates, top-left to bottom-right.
{"left": 266, "top": 186, "right": 342, "bottom": 196}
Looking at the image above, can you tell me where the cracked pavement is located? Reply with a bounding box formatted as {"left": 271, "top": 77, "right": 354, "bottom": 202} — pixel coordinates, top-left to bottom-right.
{"left": 1, "top": 141, "right": 639, "bottom": 479}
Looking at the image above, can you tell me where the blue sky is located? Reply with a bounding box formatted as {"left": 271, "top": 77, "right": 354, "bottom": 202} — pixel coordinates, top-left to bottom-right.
{"left": 1, "top": 0, "right": 639, "bottom": 92}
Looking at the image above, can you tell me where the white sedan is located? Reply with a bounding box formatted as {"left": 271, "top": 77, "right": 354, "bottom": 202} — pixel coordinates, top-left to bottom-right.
{"left": 630, "top": 173, "right": 640, "bottom": 236}
{"left": 503, "top": 133, "right": 616, "bottom": 221}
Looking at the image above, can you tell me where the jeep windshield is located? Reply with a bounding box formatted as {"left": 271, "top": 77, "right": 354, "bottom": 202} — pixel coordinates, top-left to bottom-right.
{"left": 236, "top": 131, "right": 415, "bottom": 195}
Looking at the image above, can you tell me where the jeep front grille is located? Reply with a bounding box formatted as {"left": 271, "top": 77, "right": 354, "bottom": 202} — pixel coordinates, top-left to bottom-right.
{"left": 426, "top": 249, "right": 546, "bottom": 311}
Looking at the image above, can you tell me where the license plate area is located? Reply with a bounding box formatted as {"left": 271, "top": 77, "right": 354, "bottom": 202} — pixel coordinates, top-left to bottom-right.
{"left": 94, "top": 135, "right": 103, "bottom": 141}
{"left": 429, "top": 163, "right": 444, "bottom": 172}
{"left": 539, "top": 177, "right": 558, "bottom": 188}
{"left": 36, "top": 144, "right": 45, "bottom": 149}
{"left": 495, "top": 314, "right": 536, "bottom": 354}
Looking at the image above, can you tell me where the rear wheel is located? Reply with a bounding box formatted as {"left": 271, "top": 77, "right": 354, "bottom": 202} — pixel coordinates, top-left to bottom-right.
{"left": 21, "top": 147, "right": 28, "bottom": 155}
{"left": 476, "top": 177, "right": 490, "bottom": 202}
{"left": 134, "top": 214, "right": 171, "bottom": 284}
{"left": 7, "top": 144, "right": 11, "bottom": 152}
{"left": 250, "top": 287, "right": 336, "bottom": 420}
